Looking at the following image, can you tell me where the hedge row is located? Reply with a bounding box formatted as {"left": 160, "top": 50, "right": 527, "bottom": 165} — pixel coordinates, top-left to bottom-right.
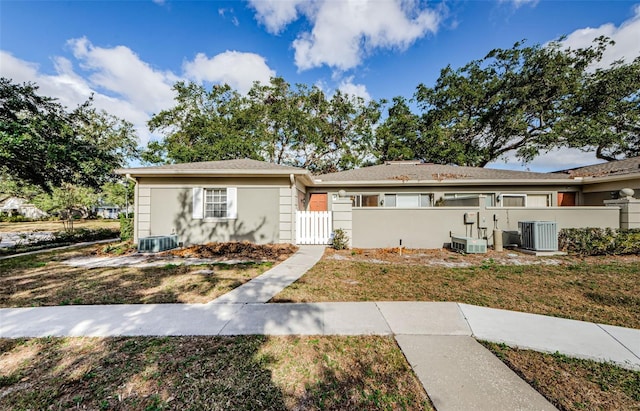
{"left": 559, "top": 228, "right": 640, "bottom": 256}
{"left": 0, "top": 227, "right": 120, "bottom": 256}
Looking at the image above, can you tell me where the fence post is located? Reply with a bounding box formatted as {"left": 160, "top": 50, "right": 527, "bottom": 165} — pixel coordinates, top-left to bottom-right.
{"left": 604, "top": 188, "right": 640, "bottom": 229}
{"left": 331, "top": 192, "right": 353, "bottom": 247}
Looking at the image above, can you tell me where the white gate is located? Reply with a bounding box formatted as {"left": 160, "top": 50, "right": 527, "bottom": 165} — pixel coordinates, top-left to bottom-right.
{"left": 296, "top": 211, "right": 332, "bottom": 244}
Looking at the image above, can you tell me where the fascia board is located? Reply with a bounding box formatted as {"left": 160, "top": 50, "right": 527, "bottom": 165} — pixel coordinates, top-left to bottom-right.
{"left": 310, "top": 179, "right": 582, "bottom": 187}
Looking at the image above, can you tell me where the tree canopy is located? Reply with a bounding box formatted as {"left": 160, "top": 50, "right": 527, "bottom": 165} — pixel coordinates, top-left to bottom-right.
{"left": 409, "top": 37, "right": 635, "bottom": 166}
{"left": 143, "top": 77, "right": 381, "bottom": 173}
{"left": 0, "top": 78, "right": 139, "bottom": 191}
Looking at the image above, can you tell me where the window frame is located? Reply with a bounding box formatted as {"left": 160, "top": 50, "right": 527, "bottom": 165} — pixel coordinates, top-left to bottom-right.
{"left": 204, "top": 188, "right": 228, "bottom": 218}
{"left": 382, "top": 193, "right": 432, "bottom": 208}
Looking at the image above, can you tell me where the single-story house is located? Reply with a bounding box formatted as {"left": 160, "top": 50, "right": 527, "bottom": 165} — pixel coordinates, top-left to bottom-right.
{"left": 0, "top": 196, "right": 48, "bottom": 219}
{"left": 116, "top": 157, "right": 640, "bottom": 249}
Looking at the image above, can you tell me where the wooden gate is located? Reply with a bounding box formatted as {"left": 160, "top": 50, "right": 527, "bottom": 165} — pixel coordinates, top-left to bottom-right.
{"left": 296, "top": 211, "right": 332, "bottom": 244}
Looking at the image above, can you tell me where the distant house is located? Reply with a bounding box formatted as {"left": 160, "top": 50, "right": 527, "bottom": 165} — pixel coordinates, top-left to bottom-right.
{"left": 116, "top": 157, "right": 640, "bottom": 249}
{"left": 0, "top": 196, "right": 47, "bottom": 219}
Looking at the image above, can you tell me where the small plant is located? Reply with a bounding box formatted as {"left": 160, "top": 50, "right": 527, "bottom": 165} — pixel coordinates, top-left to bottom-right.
{"left": 331, "top": 229, "right": 349, "bottom": 250}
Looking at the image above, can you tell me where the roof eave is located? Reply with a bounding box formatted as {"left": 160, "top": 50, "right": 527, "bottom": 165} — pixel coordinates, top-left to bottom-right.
{"left": 115, "top": 168, "right": 310, "bottom": 178}
{"left": 311, "top": 178, "right": 581, "bottom": 187}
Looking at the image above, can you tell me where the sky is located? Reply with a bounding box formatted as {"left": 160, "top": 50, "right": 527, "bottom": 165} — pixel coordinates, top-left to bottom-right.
{"left": 1, "top": 0, "right": 639, "bottom": 172}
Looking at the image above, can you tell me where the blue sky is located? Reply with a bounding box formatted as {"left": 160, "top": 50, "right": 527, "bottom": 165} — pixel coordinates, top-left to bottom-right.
{"left": 1, "top": 0, "right": 639, "bottom": 171}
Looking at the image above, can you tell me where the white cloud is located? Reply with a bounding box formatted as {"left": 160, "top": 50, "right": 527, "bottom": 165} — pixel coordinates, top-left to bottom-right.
{"left": 562, "top": 5, "right": 640, "bottom": 67}
{"left": 498, "top": 0, "right": 539, "bottom": 9}
{"left": 68, "top": 37, "right": 178, "bottom": 114}
{"left": 250, "top": 0, "right": 443, "bottom": 71}
{"left": 183, "top": 51, "right": 275, "bottom": 94}
{"left": 1, "top": 40, "right": 277, "bottom": 147}
{"left": 247, "top": 0, "right": 306, "bottom": 34}
{"left": 338, "top": 77, "right": 371, "bottom": 101}
{"left": 487, "top": 148, "right": 603, "bottom": 173}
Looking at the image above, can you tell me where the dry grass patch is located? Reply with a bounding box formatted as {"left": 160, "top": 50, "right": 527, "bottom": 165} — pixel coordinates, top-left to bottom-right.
{"left": 0, "top": 336, "right": 431, "bottom": 410}
{"left": 0, "top": 219, "right": 119, "bottom": 233}
{"left": 0, "top": 246, "right": 274, "bottom": 307}
{"left": 273, "top": 251, "right": 640, "bottom": 328}
{"left": 482, "top": 342, "right": 640, "bottom": 411}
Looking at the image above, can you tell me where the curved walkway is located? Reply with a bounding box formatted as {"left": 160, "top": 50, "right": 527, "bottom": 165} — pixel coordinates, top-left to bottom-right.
{"left": 1, "top": 245, "right": 638, "bottom": 410}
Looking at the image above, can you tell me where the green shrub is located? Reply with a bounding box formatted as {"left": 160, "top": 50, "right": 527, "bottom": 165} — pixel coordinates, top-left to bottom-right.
{"left": 559, "top": 228, "right": 640, "bottom": 255}
{"left": 119, "top": 215, "right": 133, "bottom": 241}
{"left": 331, "top": 229, "right": 350, "bottom": 250}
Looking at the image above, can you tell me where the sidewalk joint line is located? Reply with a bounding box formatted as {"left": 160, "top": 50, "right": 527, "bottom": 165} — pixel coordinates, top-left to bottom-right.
{"left": 596, "top": 323, "right": 640, "bottom": 361}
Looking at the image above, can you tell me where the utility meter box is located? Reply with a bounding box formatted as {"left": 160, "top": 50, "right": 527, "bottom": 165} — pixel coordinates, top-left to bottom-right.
{"left": 477, "top": 213, "right": 488, "bottom": 229}
{"left": 464, "top": 212, "right": 477, "bottom": 224}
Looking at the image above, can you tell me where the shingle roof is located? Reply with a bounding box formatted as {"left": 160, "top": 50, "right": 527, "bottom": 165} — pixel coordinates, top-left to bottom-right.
{"left": 128, "top": 158, "right": 305, "bottom": 172}
{"left": 314, "top": 161, "right": 572, "bottom": 182}
{"left": 554, "top": 157, "right": 640, "bottom": 177}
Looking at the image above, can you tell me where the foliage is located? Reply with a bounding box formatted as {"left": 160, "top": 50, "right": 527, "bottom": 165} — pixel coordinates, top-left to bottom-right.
{"left": 559, "top": 228, "right": 640, "bottom": 255}
{"left": 143, "top": 82, "right": 262, "bottom": 164}
{"left": 0, "top": 78, "right": 139, "bottom": 191}
{"left": 143, "top": 77, "right": 382, "bottom": 173}
{"left": 373, "top": 96, "right": 421, "bottom": 162}
{"left": 560, "top": 56, "right": 640, "bottom": 161}
{"left": 32, "top": 183, "right": 98, "bottom": 232}
{"left": 100, "top": 180, "right": 134, "bottom": 211}
{"left": 119, "top": 215, "right": 133, "bottom": 241}
{"left": 331, "top": 229, "right": 350, "bottom": 250}
{"left": 413, "top": 38, "right": 616, "bottom": 166}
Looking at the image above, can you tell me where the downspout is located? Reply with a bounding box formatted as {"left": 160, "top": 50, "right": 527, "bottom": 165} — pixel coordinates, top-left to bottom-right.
{"left": 290, "top": 174, "right": 296, "bottom": 245}
{"left": 125, "top": 173, "right": 138, "bottom": 243}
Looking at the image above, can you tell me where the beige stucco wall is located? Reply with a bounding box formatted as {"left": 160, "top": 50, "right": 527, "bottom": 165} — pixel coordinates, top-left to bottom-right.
{"left": 133, "top": 176, "right": 294, "bottom": 245}
{"left": 352, "top": 207, "right": 620, "bottom": 249}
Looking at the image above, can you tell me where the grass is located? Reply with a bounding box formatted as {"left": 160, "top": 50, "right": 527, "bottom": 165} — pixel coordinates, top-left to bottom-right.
{"left": 0, "top": 336, "right": 431, "bottom": 410}
{"left": 0, "top": 246, "right": 274, "bottom": 307}
{"left": 482, "top": 342, "right": 640, "bottom": 411}
{"left": 0, "top": 219, "right": 119, "bottom": 233}
{"left": 272, "top": 257, "right": 640, "bottom": 328}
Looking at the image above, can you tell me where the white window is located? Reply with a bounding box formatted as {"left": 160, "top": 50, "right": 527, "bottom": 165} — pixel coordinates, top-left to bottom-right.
{"left": 205, "top": 188, "right": 227, "bottom": 218}
{"left": 192, "top": 187, "right": 237, "bottom": 219}
{"left": 350, "top": 194, "right": 379, "bottom": 207}
{"left": 443, "top": 193, "right": 495, "bottom": 207}
{"left": 383, "top": 193, "right": 431, "bottom": 208}
{"left": 497, "top": 194, "right": 550, "bottom": 208}
{"left": 499, "top": 194, "right": 526, "bottom": 207}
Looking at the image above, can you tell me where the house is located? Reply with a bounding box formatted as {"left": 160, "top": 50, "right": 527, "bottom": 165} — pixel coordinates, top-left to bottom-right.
{"left": 0, "top": 196, "right": 47, "bottom": 219}
{"left": 116, "top": 157, "right": 640, "bottom": 249}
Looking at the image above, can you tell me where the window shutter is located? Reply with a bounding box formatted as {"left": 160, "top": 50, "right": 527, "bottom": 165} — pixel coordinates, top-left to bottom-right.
{"left": 192, "top": 188, "right": 203, "bottom": 219}
{"left": 227, "top": 187, "right": 237, "bottom": 219}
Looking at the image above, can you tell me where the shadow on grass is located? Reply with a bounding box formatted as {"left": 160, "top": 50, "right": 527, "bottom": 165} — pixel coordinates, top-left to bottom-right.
{"left": 0, "top": 335, "right": 431, "bottom": 410}
{"left": 0, "top": 250, "right": 273, "bottom": 307}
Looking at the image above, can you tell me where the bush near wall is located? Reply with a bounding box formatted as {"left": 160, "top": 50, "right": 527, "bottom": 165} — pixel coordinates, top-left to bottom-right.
{"left": 559, "top": 228, "right": 640, "bottom": 255}
{"left": 119, "top": 214, "right": 133, "bottom": 241}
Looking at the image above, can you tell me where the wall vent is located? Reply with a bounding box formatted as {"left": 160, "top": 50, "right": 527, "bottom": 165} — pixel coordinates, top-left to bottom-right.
{"left": 518, "top": 221, "right": 558, "bottom": 251}
{"left": 138, "top": 235, "right": 178, "bottom": 253}
{"left": 451, "top": 236, "right": 487, "bottom": 254}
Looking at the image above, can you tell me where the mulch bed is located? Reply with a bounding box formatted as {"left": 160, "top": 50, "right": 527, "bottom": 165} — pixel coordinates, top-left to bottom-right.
{"left": 165, "top": 242, "right": 299, "bottom": 261}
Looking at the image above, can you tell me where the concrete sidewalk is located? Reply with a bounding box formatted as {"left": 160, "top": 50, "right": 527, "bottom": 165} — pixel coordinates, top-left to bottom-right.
{"left": 2, "top": 301, "right": 637, "bottom": 370}
{"left": 210, "top": 245, "right": 325, "bottom": 303}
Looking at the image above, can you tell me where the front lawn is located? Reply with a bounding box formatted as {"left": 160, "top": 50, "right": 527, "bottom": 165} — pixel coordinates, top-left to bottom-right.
{"left": 272, "top": 249, "right": 640, "bottom": 328}
{"left": 0, "top": 246, "right": 275, "bottom": 307}
{"left": 0, "top": 336, "right": 431, "bottom": 410}
{"left": 482, "top": 342, "right": 640, "bottom": 411}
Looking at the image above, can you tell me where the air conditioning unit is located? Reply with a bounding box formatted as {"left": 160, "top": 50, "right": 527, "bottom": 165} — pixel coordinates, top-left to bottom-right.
{"left": 518, "top": 221, "right": 558, "bottom": 251}
{"left": 138, "top": 235, "right": 179, "bottom": 253}
{"left": 451, "top": 236, "right": 487, "bottom": 254}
